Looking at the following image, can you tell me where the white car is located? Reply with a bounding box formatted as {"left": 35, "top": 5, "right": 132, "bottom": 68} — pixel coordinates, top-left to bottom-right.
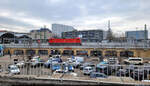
{"left": 83, "top": 66, "right": 94, "bottom": 75}
{"left": 8, "top": 65, "right": 20, "bottom": 74}
{"left": 16, "top": 61, "right": 25, "bottom": 68}
{"left": 54, "top": 69, "right": 68, "bottom": 74}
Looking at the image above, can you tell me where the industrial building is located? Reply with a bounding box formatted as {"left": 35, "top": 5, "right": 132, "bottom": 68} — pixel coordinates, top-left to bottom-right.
{"left": 125, "top": 24, "right": 148, "bottom": 41}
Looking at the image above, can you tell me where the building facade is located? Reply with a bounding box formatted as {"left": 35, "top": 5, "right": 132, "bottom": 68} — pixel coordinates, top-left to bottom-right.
{"left": 52, "top": 24, "right": 76, "bottom": 37}
{"left": 29, "top": 27, "right": 53, "bottom": 43}
{"left": 0, "top": 31, "right": 31, "bottom": 44}
{"left": 125, "top": 30, "right": 148, "bottom": 40}
{"left": 62, "top": 30, "right": 103, "bottom": 42}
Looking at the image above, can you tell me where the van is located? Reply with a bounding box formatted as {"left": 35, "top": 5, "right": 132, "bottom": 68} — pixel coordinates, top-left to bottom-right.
{"left": 124, "top": 57, "right": 143, "bottom": 65}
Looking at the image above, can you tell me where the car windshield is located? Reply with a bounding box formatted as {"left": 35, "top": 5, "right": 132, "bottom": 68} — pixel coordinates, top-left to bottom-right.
{"left": 129, "top": 59, "right": 141, "bottom": 61}
{"left": 47, "top": 60, "right": 51, "bottom": 62}
{"left": 96, "top": 74, "right": 104, "bottom": 77}
{"left": 10, "top": 67, "right": 18, "bottom": 70}
{"left": 53, "top": 64, "right": 60, "bottom": 66}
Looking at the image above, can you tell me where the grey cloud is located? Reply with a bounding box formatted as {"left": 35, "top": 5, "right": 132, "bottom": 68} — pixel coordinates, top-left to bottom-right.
{"left": 0, "top": 16, "right": 33, "bottom": 27}
{"left": 0, "top": 0, "right": 150, "bottom": 33}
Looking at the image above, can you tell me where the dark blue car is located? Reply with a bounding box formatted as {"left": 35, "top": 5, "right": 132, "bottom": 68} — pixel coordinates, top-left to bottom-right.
{"left": 90, "top": 72, "right": 108, "bottom": 78}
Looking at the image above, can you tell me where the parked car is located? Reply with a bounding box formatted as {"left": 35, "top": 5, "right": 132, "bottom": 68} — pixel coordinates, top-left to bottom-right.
{"left": 74, "top": 56, "right": 84, "bottom": 63}
{"left": 83, "top": 66, "right": 94, "bottom": 75}
{"left": 16, "top": 61, "right": 25, "bottom": 68}
{"left": 67, "top": 59, "right": 81, "bottom": 68}
{"left": 31, "top": 56, "right": 44, "bottom": 67}
{"left": 117, "top": 69, "right": 128, "bottom": 77}
{"left": 54, "top": 69, "right": 67, "bottom": 74}
{"left": 80, "top": 62, "right": 95, "bottom": 70}
{"left": 90, "top": 72, "right": 108, "bottom": 78}
{"left": 0, "top": 65, "right": 2, "bottom": 72}
{"left": 52, "top": 55, "right": 62, "bottom": 63}
{"left": 63, "top": 63, "right": 74, "bottom": 72}
{"left": 8, "top": 65, "right": 20, "bottom": 74}
{"left": 131, "top": 69, "right": 147, "bottom": 80}
{"left": 108, "top": 57, "right": 119, "bottom": 64}
{"left": 67, "top": 56, "right": 84, "bottom": 68}
{"left": 44, "top": 59, "right": 59, "bottom": 68}
{"left": 44, "top": 59, "right": 52, "bottom": 68}
{"left": 52, "top": 64, "right": 61, "bottom": 71}
{"left": 125, "top": 65, "right": 138, "bottom": 74}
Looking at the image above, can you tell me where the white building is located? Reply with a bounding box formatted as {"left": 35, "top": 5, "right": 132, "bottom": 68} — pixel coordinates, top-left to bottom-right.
{"left": 52, "top": 23, "right": 76, "bottom": 37}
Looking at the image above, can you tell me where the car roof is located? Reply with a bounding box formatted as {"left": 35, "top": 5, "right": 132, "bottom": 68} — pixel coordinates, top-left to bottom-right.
{"left": 84, "top": 66, "right": 92, "bottom": 68}
{"left": 91, "top": 72, "right": 106, "bottom": 75}
{"left": 128, "top": 57, "right": 142, "bottom": 59}
{"left": 9, "top": 65, "right": 17, "bottom": 68}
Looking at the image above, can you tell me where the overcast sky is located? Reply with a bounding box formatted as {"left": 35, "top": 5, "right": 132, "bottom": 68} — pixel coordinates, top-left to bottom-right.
{"left": 0, "top": 0, "right": 150, "bottom": 35}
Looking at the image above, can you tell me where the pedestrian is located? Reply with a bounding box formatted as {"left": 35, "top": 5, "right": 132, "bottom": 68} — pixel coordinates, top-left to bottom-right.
{"left": 8, "top": 50, "right": 11, "bottom": 59}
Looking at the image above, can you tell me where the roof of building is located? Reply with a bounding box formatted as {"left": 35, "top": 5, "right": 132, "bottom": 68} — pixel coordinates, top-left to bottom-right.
{"left": 30, "top": 28, "right": 51, "bottom": 33}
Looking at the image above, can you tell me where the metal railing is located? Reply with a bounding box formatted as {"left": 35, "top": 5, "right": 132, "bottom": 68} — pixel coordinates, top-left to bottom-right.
{"left": 2, "top": 42, "right": 150, "bottom": 49}
{"left": 0, "top": 61, "right": 150, "bottom": 82}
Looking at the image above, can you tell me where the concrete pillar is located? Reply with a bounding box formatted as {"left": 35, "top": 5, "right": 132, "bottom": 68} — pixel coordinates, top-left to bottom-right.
{"left": 59, "top": 49, "right": 63, "bottom": 55}
{"left": 117, "top": 51, "right": 120, "bottom": 57}
{"left": 102, "top": 50, "right": 105, "bottom": 57}
{"left": 74, "top": 49, "right": 77, "bottom": 56}
{"left": 23, "top": 49, "right": 26, "bottom": 55}
{"left": 35, "top": 49, "right": 39, "bottom": 55}
{"left": 10, "top": 49, "right": 14, "bottom": 55}
{"left": 136, "top": 50, "right": 141, "bottom": 57}
{"left": 87, "top": 49, "right": 91, "bottom": 56}
{"left": 48, "top": 49, "right": 51, "bottom": 55}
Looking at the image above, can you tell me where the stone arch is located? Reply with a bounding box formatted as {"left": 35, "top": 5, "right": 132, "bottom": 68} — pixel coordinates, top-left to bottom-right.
{"left": 105, "top": 50, "right": 117, "bottom": 57}
{"left": 62, "top": 50, "right": 74, "bottom": 55}
{"left": 51, "top": 50, "right": 61, "bottom": 55}
{"left": 120, "top": 51, "right": 134, "bottom": 57}
{"left": 90, "top": 50, "right": 102, "bottom": 56}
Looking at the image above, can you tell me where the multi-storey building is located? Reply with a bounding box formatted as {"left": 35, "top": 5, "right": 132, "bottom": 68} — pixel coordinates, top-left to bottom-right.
{"left": 29, "top": 27, "right": 53, "bottom": 43}
{"left": 125, "top": 24, "right": 148, "bottom": 41}
{"left": 62, "top": 30, "right": 103, "bottom": 42}
{"left": 125, "top": 30, "right": 148, "bottom": 40}
{"left": 52, "top": 23, "right": 76, "bottom": 37}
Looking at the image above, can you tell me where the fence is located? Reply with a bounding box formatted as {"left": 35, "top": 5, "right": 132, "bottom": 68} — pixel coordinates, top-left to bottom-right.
{"left": 2, "top": 43, "right": 150, "bottom": 49}
{"left": 0, "top": 61, "right": 150, "bottom": 82}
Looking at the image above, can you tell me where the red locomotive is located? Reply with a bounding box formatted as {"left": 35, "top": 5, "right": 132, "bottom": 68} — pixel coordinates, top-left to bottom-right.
{"left": 48, "top": 38, "right": 82, "bottom": 46}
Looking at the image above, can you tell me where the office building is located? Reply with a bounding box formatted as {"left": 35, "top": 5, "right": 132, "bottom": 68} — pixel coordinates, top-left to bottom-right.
{"left": 62, "top": 30, "right": 103, "bottom": 42}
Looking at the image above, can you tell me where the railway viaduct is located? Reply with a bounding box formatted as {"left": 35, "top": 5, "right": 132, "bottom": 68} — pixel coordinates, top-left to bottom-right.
{"left": 2, "top": 43, "right": 150, "bottom": 58}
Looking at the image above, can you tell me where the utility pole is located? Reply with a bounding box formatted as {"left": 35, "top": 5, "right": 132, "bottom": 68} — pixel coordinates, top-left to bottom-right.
{"left": 107, "top": 20, "right": 113, "bottom": 42}
{"left": 144, "top": 24, "right": 147, "bottom": 40}
{"left": 144, "top": 24, "right": 147, "bottom": 49}
{"left": 13, "top": 32, "right": 15, "bottom": 44}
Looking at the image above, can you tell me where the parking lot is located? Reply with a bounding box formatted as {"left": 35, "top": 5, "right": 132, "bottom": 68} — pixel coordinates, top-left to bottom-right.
{"left": 0, "top": 54, "right": 150, "bottom": 83}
